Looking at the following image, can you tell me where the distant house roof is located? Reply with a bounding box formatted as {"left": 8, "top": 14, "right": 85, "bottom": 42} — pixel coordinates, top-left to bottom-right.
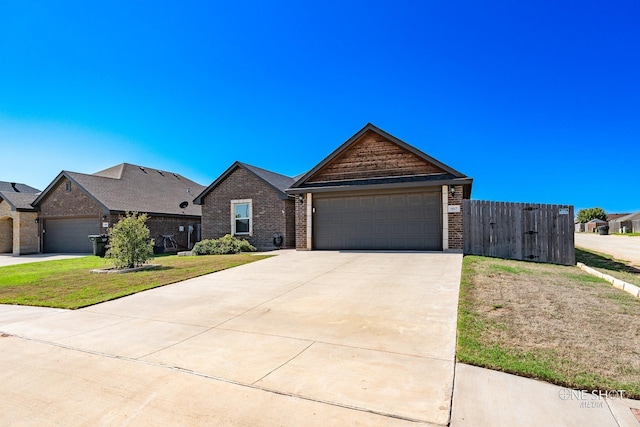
{"left": 587, "top": 218, "right": 608, "bottom": 224}
{"left": 0, "top": 192, "right": 39, "bottom": 212}
{"left": 194, "top": 161, "right": 296, "bottom": 203}
{"left": 33, "top": 163, "right": 205, "bottom": 217}
{"left": 606, "top": 213, "right": 631, "bottom": 221}
{"left": 0, "top": 181, "right": 40, "bottom": 194}
{"left": 609, "top": 211, "right": 640, "bottom": 223}
{"left": 0, "top": 181, "right": 40, "bottom": 212}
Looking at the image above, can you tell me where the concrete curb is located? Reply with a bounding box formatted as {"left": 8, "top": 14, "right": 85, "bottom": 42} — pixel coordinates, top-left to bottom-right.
{"left": 577, "top": 262, "right": 640, "bottom": 298}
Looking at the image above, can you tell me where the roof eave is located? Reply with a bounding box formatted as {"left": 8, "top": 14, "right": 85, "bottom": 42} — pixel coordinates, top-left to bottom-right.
{"left": 107, "top": 209, "right": 201, "bottom": 219}
{"left": 286, "top": 177, "right": 473, "bottom": 194}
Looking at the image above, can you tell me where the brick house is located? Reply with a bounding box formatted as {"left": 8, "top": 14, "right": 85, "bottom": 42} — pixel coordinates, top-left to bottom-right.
{"left": 0, "top": 182, "right": 40, "bottom": 255}
{"left": 32, "top": 163, "right": 205, "bottom": 253}
{"left": 193, "top": 162, "right": 296, "bottom": 251}
{"left": 197, "top": 124, "right": 472, "bottom": 252}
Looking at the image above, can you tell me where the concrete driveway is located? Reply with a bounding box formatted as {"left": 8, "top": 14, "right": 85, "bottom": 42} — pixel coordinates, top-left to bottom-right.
{"left": 0, "top": 251, "right": 462, "bottom": 426}
{"left": 575, "top": 233, "right": 640, "bottom": 266}
{"left": 0, "top": 253, "right": 88, "bottom": 267}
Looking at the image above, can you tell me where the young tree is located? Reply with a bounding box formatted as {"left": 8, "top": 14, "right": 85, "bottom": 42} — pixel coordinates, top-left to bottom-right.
{"left": 576, "top": 207, "right": 608, "bottom": 223}
{"left": 106, "top": 212, "right": 154, "bottom": 269}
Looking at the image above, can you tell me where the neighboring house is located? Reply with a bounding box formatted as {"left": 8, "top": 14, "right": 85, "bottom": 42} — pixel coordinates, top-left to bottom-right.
{"left": 586, "top": 218, "right": 608, "bottom": 233}
{"left": 609, "top": 212, "right": 640, "bottom": 234}
{"left": 32, "top": 163, "right": 205, "bottom": 253}
{"left": 194, "top": 162, "right": 296, "bottom": 251}
{"left": 197, "top": 123, "right": 472, "bottom": 252}
{"left": 606, "top": 213, "right": 630, "bottom": 222}
{"left": 0, "top": 182, "right": 40, "bottom": 255}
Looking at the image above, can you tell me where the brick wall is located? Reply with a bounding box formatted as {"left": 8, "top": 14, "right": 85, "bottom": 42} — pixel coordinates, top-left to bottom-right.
{"left": 294, "top": 194, "right": 307, "bottom": 249}
{"left": 284, "top": 199, "right": 296, "bottom": 248}
{"left": 147, "top": 216, "right": 201, "bottom": 251}
{"left": 447, "top": 185, "right": 464, "bottom": 250}
{"left": 0, "top": 201, "right": 39, "bottom": 255}
{"left": 0, "top": 200, "right": 12, "bottom": 253}
{"left": 106, "top": 213, "right": 201, "bottom": 252}
{"left": 200, "top": 167, "right": 295, "bottom": 251}
{"left": 39, "top": 178, "right": 103, "bottom": 218}
{"left": 14, "top": 212, "right": 39, "bottom": 255}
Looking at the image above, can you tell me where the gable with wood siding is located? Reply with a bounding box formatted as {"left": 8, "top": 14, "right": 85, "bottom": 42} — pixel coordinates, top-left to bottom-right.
{"left": 306, "top": 129, "right": 447, "bottom": 183}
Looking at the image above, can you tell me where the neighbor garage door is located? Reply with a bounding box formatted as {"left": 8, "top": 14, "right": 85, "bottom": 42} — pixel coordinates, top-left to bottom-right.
{"left": 313, "top": 189, "right": 442, "bottom": 250}
{"left": 43, "top": 218, "right": 99, "bottom": 253}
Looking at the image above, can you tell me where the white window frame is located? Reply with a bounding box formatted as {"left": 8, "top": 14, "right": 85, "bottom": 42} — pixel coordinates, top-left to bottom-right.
{"left": 231, "top": 199, "right": 252, "bottom": 236}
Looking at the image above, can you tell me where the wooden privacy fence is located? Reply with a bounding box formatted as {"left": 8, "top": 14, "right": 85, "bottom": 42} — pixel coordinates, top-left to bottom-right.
{"left": 463, "top": 200, "right": 575, "bottom": 266}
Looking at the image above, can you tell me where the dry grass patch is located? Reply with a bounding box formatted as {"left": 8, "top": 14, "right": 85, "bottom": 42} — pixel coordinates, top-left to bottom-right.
{"left": 458, "top": 255, "right": 640, "bottom": 398}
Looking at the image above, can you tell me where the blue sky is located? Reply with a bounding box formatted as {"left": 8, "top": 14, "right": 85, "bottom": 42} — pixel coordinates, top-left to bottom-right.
{"left": 1, "top": 1, "right": 638, "bottom": 213}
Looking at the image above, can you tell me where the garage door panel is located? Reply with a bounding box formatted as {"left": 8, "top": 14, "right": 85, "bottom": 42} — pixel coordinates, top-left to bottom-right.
{"left": 44, "top": 218, "right": 99, "bottom": 253}
{"left": 406, "top": 223, "right": 424, "bottom": 234}
{"left": 314, "top": 190, "right": 442, "bottom": 250}
{"left": 375, "top": 196, "right": 390, "bottom": 207}
{"left": 360, "top": 210, "right": 374, "bottom": 220}
{"left": 407, "top": 194, "right": 423, "bottom": 205}
{"left": 391, "top": 210, "right": 407, "bottom": 220}
{"left": 359, "top": 196, "right": 374, "bottom": 209}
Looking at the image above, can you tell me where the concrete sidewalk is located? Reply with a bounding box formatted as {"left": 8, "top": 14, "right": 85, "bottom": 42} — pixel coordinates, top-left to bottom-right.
{"left": 451, "top": 364, "right": 640, "bottom": 427}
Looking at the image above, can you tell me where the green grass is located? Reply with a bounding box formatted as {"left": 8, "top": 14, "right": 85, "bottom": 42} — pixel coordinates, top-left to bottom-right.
{"left": 615, "top": 232, "right": 640, "bottom": 237}
{"left": 0, "top": 254, "right": 270, "bottom": 309}
{"left": 487, "top": 263, "right": 532, "bottom": 275}
{"left": 575, "top": 247, "right": 640, "bottom": 287}
{"left": 457, "top": 255, "right": 640, "bottom": 399}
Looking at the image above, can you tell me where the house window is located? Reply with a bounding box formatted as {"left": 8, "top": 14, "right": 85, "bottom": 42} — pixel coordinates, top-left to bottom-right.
{"left": 65, "top": 182, "right": 71, "bottom": 191}
{"left": 231, "top": 199, "right": 252, "bottom": 235}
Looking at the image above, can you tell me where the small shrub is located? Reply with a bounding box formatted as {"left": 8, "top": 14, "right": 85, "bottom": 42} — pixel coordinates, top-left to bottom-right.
{"left": 192, "top": 234, "right": 256, "bottom": 255}
{"left": 105, "top": 212, "right": 154, "bottom": 269}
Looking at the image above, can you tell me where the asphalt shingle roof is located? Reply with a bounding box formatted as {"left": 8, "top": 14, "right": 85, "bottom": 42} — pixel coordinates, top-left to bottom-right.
{"left": 0, "top": 192, "right": 39, "bottom": 211}
{"left": 610, "top": 211, "right": 640, "bottom": 222}
{"left": 238, "top": 162, "right": 296, "bottom": 194}
{"left": 40, "top": 163, "right": 205, "bottom": 217}
{"left": 0, "top": 181, "right": 40, "bottom": 211}
{"left": 0, "top": 181, "right": 40, "bottom": 193}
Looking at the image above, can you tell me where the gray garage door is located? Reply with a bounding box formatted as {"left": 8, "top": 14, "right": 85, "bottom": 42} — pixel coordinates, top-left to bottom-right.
{"left": 44, "top": 218, "right": 99, "bottom": 253}
{"left": 313, "top": 190, "right": 442, "bottom": 250}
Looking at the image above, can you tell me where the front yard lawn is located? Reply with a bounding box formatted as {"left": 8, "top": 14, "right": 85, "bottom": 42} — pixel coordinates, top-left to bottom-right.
{"left": 0, "top": 254, "right": 270, "bottom": 309}
{"left": 457, "top": 255, "right": 640, "bottom": 399}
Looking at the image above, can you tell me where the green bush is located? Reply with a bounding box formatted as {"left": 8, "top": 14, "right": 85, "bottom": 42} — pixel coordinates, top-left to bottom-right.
{"left": 105, "top": 212, "right": 154, "bottom": 269}
{"left": 192, "top": 234, "right": 256, "bottom": 255}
